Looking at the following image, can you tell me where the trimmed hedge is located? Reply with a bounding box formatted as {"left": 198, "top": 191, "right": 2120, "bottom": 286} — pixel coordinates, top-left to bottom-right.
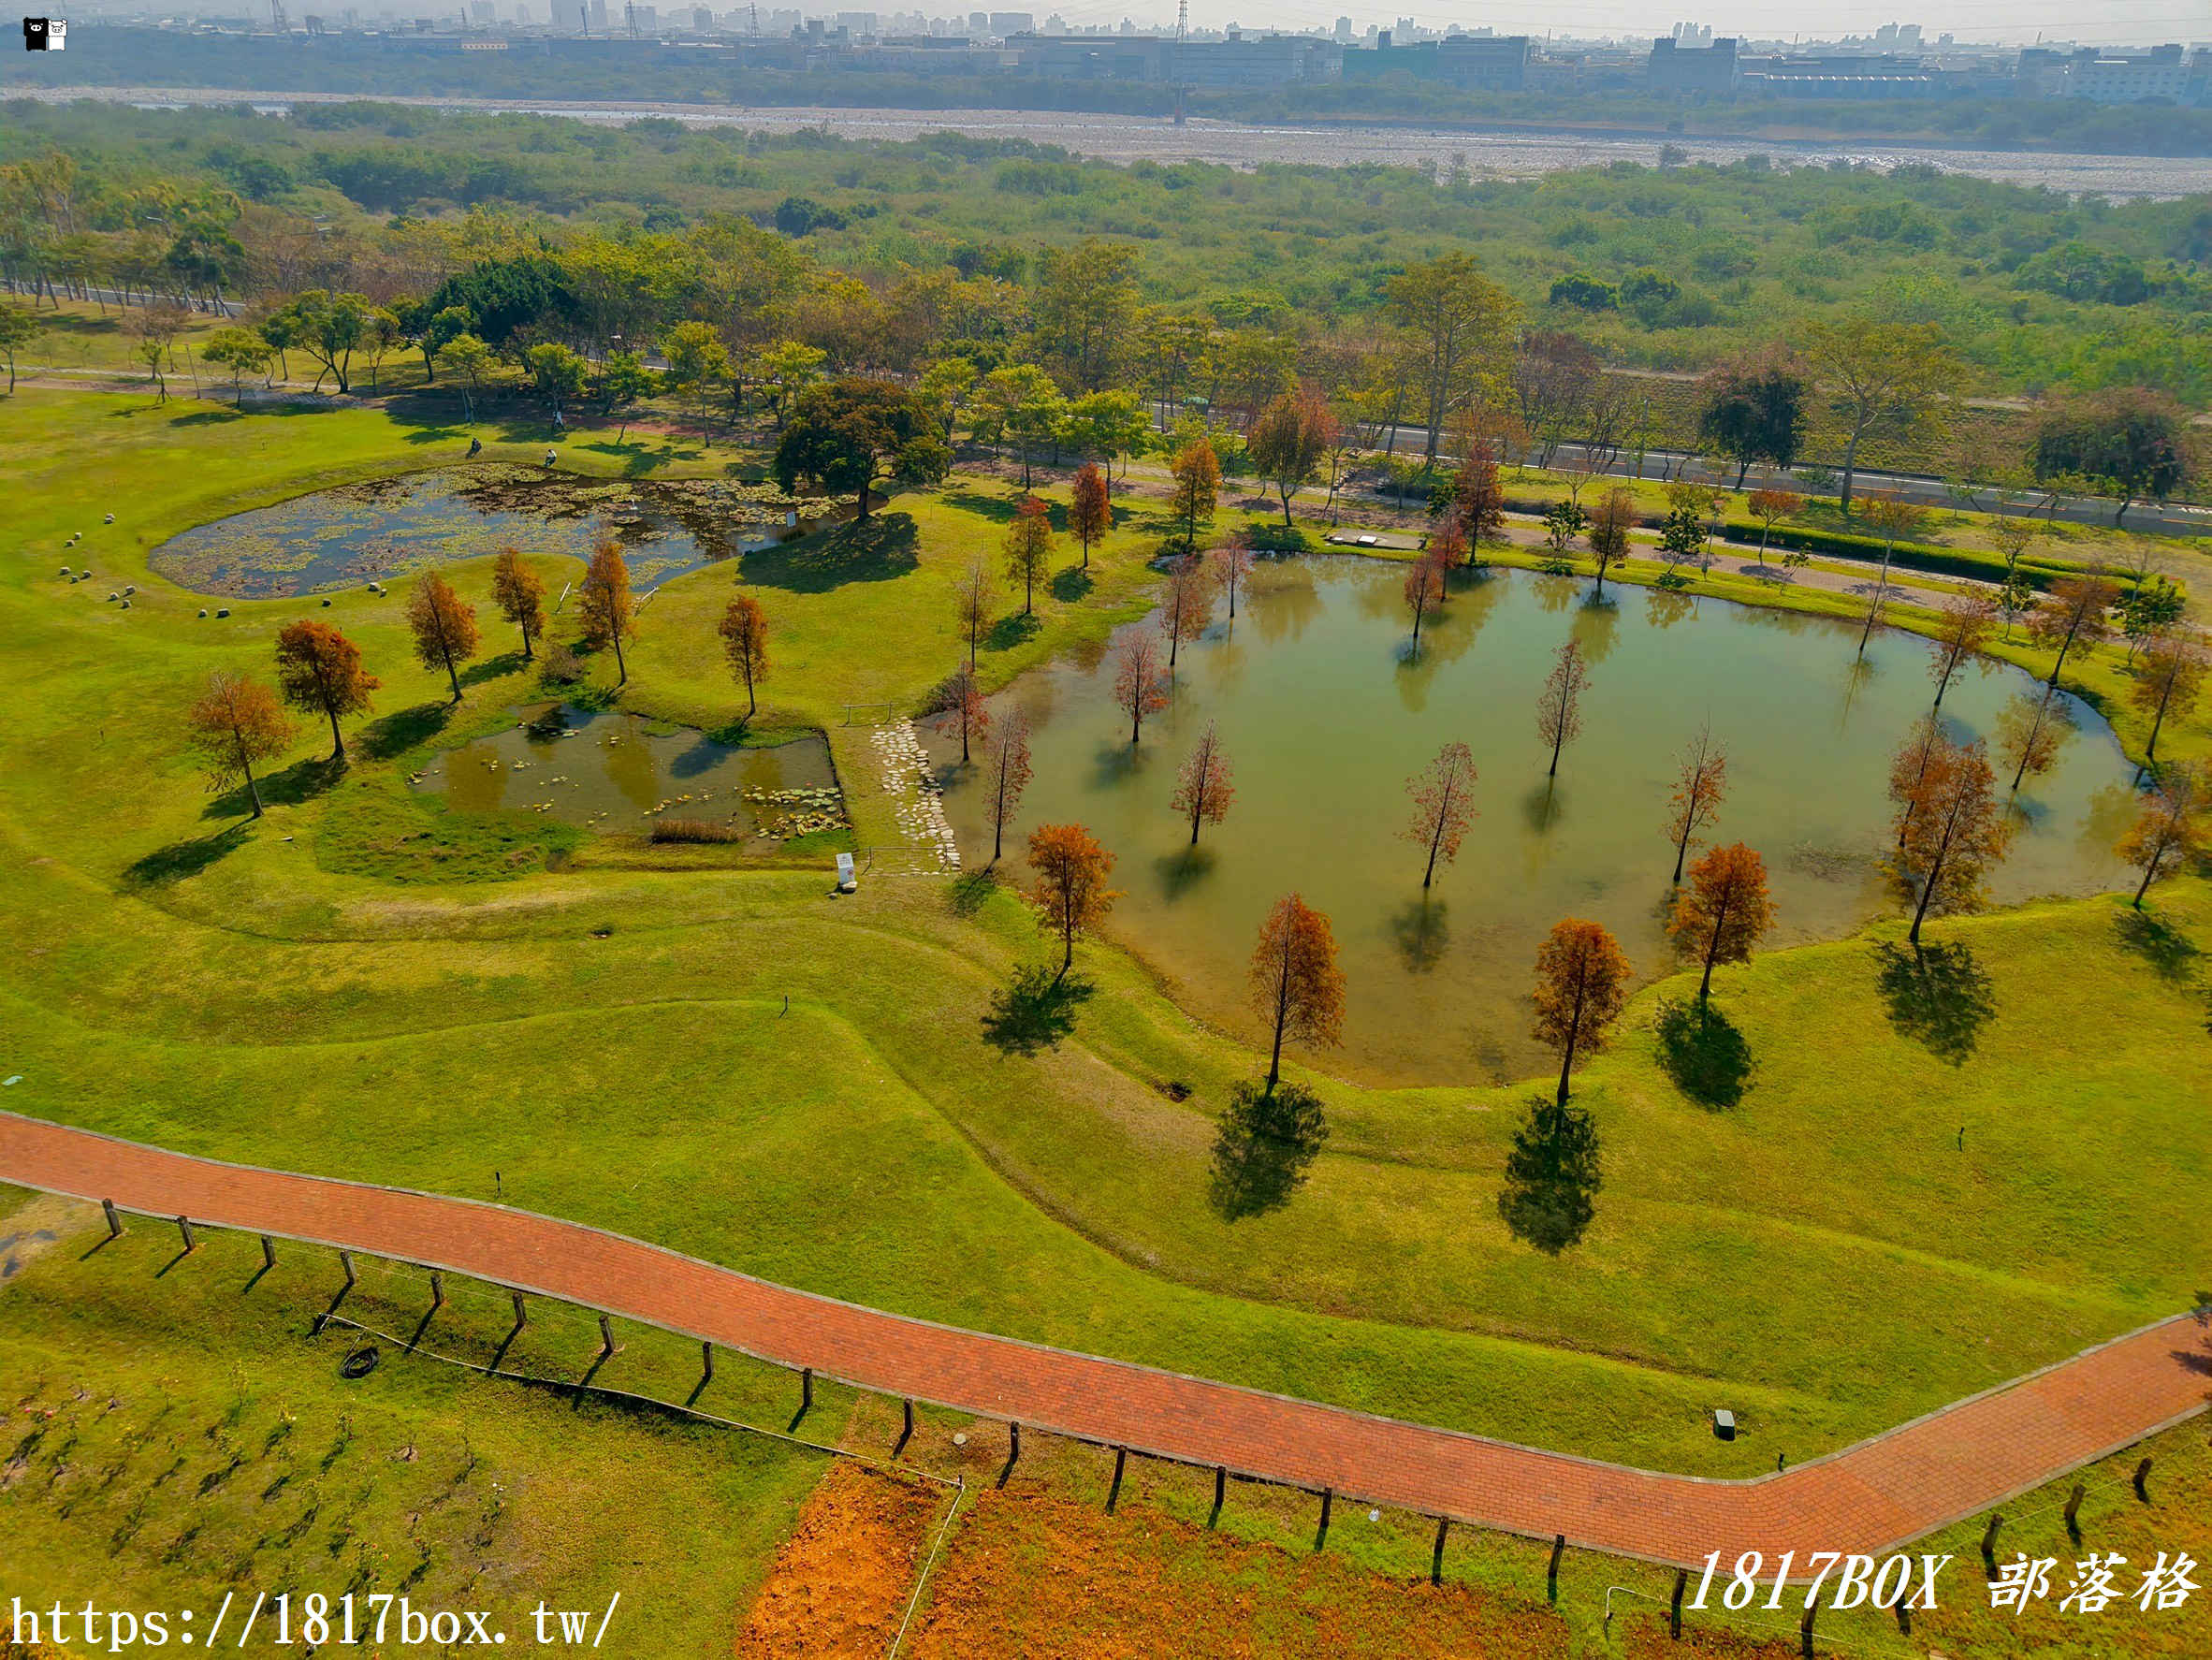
{"left": 1708, "top": 520, "right": 2155, "bottom": 595}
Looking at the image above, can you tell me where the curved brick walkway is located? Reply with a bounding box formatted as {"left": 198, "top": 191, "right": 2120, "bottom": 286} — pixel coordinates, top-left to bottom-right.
{"left": 5, "top": 1111, "right": 2203, "bottom": 1568}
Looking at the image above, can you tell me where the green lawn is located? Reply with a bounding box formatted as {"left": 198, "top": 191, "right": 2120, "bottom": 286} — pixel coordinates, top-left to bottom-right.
{"left": 2, "top": 385, "right": 2207, "bottom": 1498}
{"left": 0, "top": 1194, "right": 834, "bottom": 1658}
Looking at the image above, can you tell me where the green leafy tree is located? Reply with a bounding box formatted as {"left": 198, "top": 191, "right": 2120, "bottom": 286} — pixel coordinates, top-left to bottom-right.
{"left": 199, "top": 327, "right": 272, "bottom": 406}
{"left": 522, "top": 341, "right": 589, "bottom": 415}
{"left": 0, "top": 302, "right": 38, "bottom": 394}
{"left": 1246, "top": 385, "right": 1336, "bottom": 527}
{"left": 1803, "top": 316, "right": 1955, "bottom": 514}
{"left": 773, "top": 379, "right": 951, "bottom": 519}
{"left": 2032, "top": 388, "right": 2191, "bottom": 526}
{"left": 1696, "top": 351, "right": 1808, "bottom": 488}
{"left": 1385, "top": 252, "right": 1517, "bottom": 463}
{"left": 270, "top": 290, "right": 374, "bottom": 394}
{"left": 435, "top": 332, "right": 496, "bottom": 421}
{"left": 751, "top": 340, "right": 828, "bottom": 430}
{"left": 1033, "top": 238, "right": 1140, "bottom": 391}
{"left": 659, "top": 319, "right": 730, "bottom": 436}
{"left": 596, "top": 349, "right": 654, "bottom": 441}
{"left": 976, "top": 363, "right": 1066, "bottom": 488}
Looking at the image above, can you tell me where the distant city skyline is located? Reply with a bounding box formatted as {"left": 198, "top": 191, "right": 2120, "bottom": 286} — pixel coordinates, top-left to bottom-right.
{"left": 1026, "top": 5, "right": 2201, "bottom": 47}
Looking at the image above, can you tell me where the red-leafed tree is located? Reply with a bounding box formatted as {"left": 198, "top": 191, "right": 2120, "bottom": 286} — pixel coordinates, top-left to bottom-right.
{"left": 1026, "top": 822, "right": 1119, "bottom": 976}
{"left": 940, "top": 664, "right": 989, "bottom": 764}
{"left": 1113, "top": 633, "right": 1171, "bottom": 744}
{"left": 1404, "top": 549, "right": 1448, "bottom": 649}
{"left": 490, "top": 546, "right": 545, "bottom": 661}
{"left": 983, "top": 706, "right": 1031, "bottom": 864}
{"left": 1404, "top": 740, "right": 1477, "bottom": 888}
{"left": 1249, "top": 893, "right": 1346, "bottom": 1093}
{"left": 1895, "top": 732, "right": 2011, "bottom": 945}
{"left": 1171, "top": 721, "right": 1236, "bottom": 845}
{"left": 1212, "top": 527, "right": 1256, "bottom": 619}
{"left": 1070, "top": 461, "right": 1111, "bottom": 569}
{"left": 1158, "top": 553, "right": 1216, "bottom": 670}
{"left": 1663, "top": 724, "right": 1728, "bottom": 883}
{"left": 1004, "top": 494, "right": 1055, "bottom": 616}
{"left": 1928, "top": 592, "right": 1997, "bottom": 709}
{"left": 1535, "top": 637, "right": 1591, "bottom": 778}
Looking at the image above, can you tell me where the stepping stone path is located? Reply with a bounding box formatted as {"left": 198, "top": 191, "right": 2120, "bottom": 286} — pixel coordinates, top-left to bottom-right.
{"left": 867, "top": 721, "right": 959, "bottom": 872}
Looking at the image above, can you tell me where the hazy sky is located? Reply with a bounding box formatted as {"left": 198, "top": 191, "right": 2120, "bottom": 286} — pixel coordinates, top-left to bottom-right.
{"left": 1039, "top": 3, "right": 2203, "bottom": 48}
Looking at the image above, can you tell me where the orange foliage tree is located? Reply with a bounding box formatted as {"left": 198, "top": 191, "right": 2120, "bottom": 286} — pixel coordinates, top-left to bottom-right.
{"left": 1995, "top": 689, "right": 2077, "bottom": 794}
{"left": 983, "top": 706, "right": 1032, "bottom": 864}
{"left": 1404, "top": 740, "right": 1477, "bottom": 888}
{"left": 1167, "top": 439, "right": 1221, "bottom": 552}
{"left": 1112, "top": 633, "right": 1171, "bottom": 744}
{"left": 576, "top": 532, "right": 636, "bottom": 686}
{"left": 405, "top": 569, "right": 480, "bottom": 704}
{"left": 273, "top": 619, "right": 378, "bottom": 760}
{"left": 719, "top": 594, "right": 771, "bottom": 718}
{"left": 2027, "top": 571, "right": 2120, "bottom": 688}
{"left": 1026, "top": 822, "right": 1118, "bottom": 976}
{"left": 1667, "top": 842, "right": 1775, "bottom": 1001}
{"left": 1535, "top": 637, "right": 1591, "bottom": 778}
{"left": 1663, "top": 724, "right": 1729, "bottom": 883}
{"left": 1532, "top": 918, "right": 1632, "bottom": 1105}
{"left": 185, "top": 669, "right": 295, "bottom": 818}
{"left": 1928, "top": 592, "right": 1997, "bottom": 709}
{"left": 1745, "top": 488, "right": 1803, "bottom": 567}
{"left": 1170, "top": 721, "right": 1235, "bottom": 845}
{"left": 490, "top": 546, "right": 545, "bottom": 661}
{"left": 2132, "top": 633, "right": 2206, "bottom": 760}
{"left": 2118, "top": 763, "right": 2207, "bottom": 910}
{"left": 1896, "top": 732, "right": 2011, "bottom": 945}
{"left": 1070, "top": 461, "right": 1112, "bottom": 569}
{"left": 1003, "top": 494, "right": 1055, "bottom": 616}
{"left": 1588, "top": 488, "right": 1635, "bottom": 598}
{"left": 1249, "top": 893, "right": 1346, "bottom": 1093}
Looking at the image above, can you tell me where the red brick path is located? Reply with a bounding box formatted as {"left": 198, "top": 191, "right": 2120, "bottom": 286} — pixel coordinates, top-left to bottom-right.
{"left": 5, "top": 1111, "right": 2202, "bottom": 1568}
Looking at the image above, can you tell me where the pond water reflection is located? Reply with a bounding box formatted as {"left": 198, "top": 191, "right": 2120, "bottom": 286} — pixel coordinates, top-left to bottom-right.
{"left": 152, "top": 466, "right": 824, "bottom": 598}
{"left": 934, "top": 557, "right": 2136, "bottom": 1084}
{"left": 413, "top": 703, "right": 840, "bottom": 838}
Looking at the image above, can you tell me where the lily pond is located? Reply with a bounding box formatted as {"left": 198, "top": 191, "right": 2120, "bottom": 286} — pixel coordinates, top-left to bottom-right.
{"left": 152, "top": 466, "right": 831, "bottom": 598}
{"left": 934, "top": 556, "right": 2138, "bottom": 1084}
{"left": 412, "top": 703, "right": 842, "bottom": 841}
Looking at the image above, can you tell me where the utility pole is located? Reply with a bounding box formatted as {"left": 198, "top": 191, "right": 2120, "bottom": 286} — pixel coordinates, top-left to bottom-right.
{"left": 271, "top": 0, "right": 289, "bottom": 32}
{"left": 1172, "top": 0, "right": 1187, "bottom": 126}
{"left": 748, "top": 0, "right": 758, "bottom": 32}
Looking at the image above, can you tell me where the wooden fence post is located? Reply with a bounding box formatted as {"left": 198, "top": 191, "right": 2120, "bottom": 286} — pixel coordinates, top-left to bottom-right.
{"left": 597, "top": 1314, "right": 618, "bottom": 1361}
{"left": 429, "top": 1270, "right": 444, "bottom": 1312}
{"left": 259, "top": 1235, "right": 276, "bottom": 1270}
{"left": 1671, "top": 1568, "right": 1687, "bottom": 1639}
{"left": 1799, "top": 1595, "right": 1816, "bottom": 1660}
{"left": 2133, "top": 1458, "right": 2152, "bottom": 1502}
{"left": 1981, "top": 1513, "right": 2003, "bottom": 1579}
{"left": 1106, "top": 1447, "right": 1126, "bottom": 1513}
{"left": 176, "top": 1215, "right": 196, "bottom": 1253}
{"left": 102, "top": 1199, "right": 124, "bottom": 1240}
{"left": 1548, "top": 1534, "right": 1565, "bottom": 1605}
{"left": 1431, "top": 1517, "right": 1448, "bottom": 1586}
{"left": 799, "top": 1366, "right": 812, "bottom": 1415}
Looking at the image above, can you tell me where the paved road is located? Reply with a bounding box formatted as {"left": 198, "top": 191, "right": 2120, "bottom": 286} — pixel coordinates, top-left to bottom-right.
{"left": 6, "top": 1111, "right": 2203, "bottom": 1569}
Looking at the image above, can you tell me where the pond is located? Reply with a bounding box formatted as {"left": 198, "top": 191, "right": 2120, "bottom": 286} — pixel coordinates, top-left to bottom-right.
{"left": 411, "top": 703, "right": 841, "bottom": 840}
{"left": 934, "top": 557, "right": 2138, "bottom": 1085}
{"left": 151, "top": 466, "right": 831, "bottom": 598}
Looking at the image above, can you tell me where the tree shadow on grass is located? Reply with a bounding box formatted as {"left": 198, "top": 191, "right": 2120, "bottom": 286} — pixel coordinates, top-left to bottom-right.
{"left": 357, "top": 702, "right": 455, "bottom": 763}
{"left": 941, "top": 488, "right": 1031, "bottom": 526}
{"left": 985, "top": 610, "right": 1042, "bottom": 653}
{"left": 981, "top": 966, "right": 1096, "bottom": 1056}
{"left": 201, "top": 753, "right": 345, "bottom": 820}
{"left": 172, "top": 407, "right": 246, "bottom": 427}
{"left": 2112, "top": 907, "right": 2202, "bottom": 984}
{"left": 948, "top": 868, "right": 998, "bottom": 917}
{"left": 738, "top": 513, "right": 917, "bottom": 593}
{"left": 1050, "top": 563, "right": 1095, "bottom": 603}
{"left": 1208, "top": 1081, "right": 1329, "bottom": 1222}
{"left": 1497, "top": 1094, "right": 1602, "bottom": 1254}
{"left": 125, "top": 824, "right": 251, "bottom": 888}
{"left": 459, "top": 650, "right": 529, "bottom": 689}
{"left": 1652, "top": 998, "right": 1754, "bottom": 1109}
{"left": 1873, "top": 939, "right": 1998, "bottom": 1067}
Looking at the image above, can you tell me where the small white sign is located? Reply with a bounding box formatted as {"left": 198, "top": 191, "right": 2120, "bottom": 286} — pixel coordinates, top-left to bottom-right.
{"left": 835, "top": 852, "right": 856, "bottom": 892}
